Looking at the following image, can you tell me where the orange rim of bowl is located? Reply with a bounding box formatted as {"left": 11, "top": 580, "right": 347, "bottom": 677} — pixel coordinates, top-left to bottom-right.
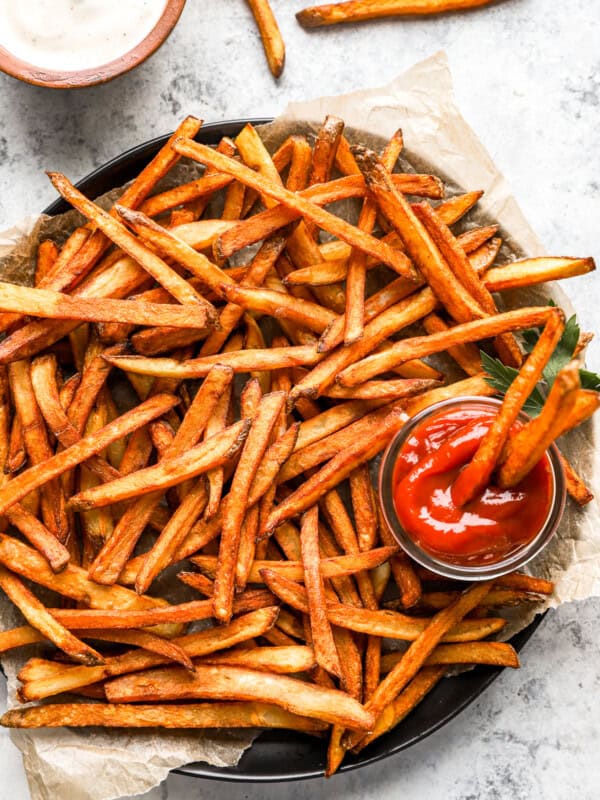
{"left": 0, "top": 0, "right": 186, "bottom": 89}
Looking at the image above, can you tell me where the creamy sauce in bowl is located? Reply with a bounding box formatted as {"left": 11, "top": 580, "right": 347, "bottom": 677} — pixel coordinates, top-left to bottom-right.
{"left": 0, "top": 0, "right": 168, "bottom": 72}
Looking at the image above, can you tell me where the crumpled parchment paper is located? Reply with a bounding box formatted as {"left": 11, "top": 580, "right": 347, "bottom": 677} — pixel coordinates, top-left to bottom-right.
{"left": 0, "top": 51, "right": 598, "bottom": 800}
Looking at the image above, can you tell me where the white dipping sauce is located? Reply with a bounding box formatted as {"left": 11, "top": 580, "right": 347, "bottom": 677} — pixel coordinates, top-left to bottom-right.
{"left": 0, "top": 0, "right": 168, "bottom": 71}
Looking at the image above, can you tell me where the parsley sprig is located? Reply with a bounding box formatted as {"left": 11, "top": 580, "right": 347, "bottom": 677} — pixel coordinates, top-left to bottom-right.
{"left": 480, "top": 306, "right": 600, "bottom": 416}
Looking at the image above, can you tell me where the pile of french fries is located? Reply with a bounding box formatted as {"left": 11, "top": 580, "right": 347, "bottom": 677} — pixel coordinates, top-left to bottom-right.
{"left": 0, "top": 113, "right": 596, "bottom": 775}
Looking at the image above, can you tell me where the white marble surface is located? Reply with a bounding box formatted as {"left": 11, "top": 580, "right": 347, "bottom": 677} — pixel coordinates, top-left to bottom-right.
{"left": 0, "top": 0, "right": 599, "bottom": 798}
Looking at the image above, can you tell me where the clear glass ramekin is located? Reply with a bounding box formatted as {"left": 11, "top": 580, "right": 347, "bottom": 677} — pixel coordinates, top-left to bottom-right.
{"left": 378, "top": 396, "right": 566, "bottom": 581}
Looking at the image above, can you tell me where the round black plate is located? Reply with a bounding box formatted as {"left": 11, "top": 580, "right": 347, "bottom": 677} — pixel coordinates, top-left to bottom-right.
{"left": 42, "top": 119, "right": 545, "bottom": 782}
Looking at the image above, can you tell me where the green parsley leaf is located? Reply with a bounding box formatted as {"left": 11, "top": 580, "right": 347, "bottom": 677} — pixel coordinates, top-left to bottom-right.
{"left": 522, "top": 313, "right": 580, "bottom": 387}
{"left": 579, "top": 368, "right": 600, "bottom": 391}
{"left": 480, "top": 350, "right": 546, "bottom": 416}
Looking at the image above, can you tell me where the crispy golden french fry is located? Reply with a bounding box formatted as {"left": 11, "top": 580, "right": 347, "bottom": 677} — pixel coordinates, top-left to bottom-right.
{"left": 300, "top": 506, "right": 342, "bottom": 677}
{"left": 498, "top": 363, "right": 580, "bottom": 487}
{"left": 0, "top": 281, "right": 216, "bottom": 330}
{"left": 1, "top": 702, "right": 327, "bottom": 732}
{"left": 72, "top": 418, "right": 248, "bottom": 512}
{"left": 380, "top": 642, "right": 520, "bottom": 673}
{"left": 349, "top": 465, "right": 378, "bottom": 552}
{"left": 453, "top": 307, "right": 565, "bottom": 505}
{"left": 353, "top": 666, "right": 446, "bottom": 754}
{"left": 19, "top": 607, "right": 279, "bottom": 701}
{"left": 214, "top": 393, "right": 286, "bottom": 622}
{"left": 325, "top": 377, "right": 439, "bottom": 401}
{"left": 173, "top": 137, "right": 415, "bottom": 279}
{"left": 191, "top": 546, "right": 398, "bottom": 583}
{"left": 413, "top": 201, "right": 522, "bottom": 367}
{"left": 560, "top": 452, "right": 593, "bottom": 505}
{"left": 484, "top": 256, "right": 595, "bottom": 292}
{"left": 221, "top": 284, "right": 337, "bottom": 334}
{"left": 140, "top": 173, "right": 234, "bottom": 217}
{"left": 345, "top": 129, "right": 403, "bottom": 345}
{"left": 409, "top": 588, "right": 543, "bottom": 611}
{"left": 48, "top": 174, "right": 218, "bottom": 316}
{"left": 0, "top": 566, "right": 103, "bottom": 666}
{"left": 0, "top": 393, "right": 178, "bottom": 515}
{"left": 246, "top": 0, "right": 285, "bottom": 77}
{"left": 494, "top": 572, "right": 554, "bottom": 594}
{"left": 260, "top": 569, "right": 505, "bottom": 642}
{"left": 294, "top": 398, "right": 385, "bottom": 452}
{"left": 105, "top": 346, "right": 321, "bottom": 380}
{"left": 200, "top": 645, "right": 316, "bottom": 674}
{"left": 263, "top": 405, "right": 408, "bottom": 534}
{"left": 247, "top": 423, "right": 299, "bottom": 507}
{"left": 297, "top": 0, "right": 494, "bottom": 26}
{"left": 337, "top": 305, "right": 556, "bottom": 386}
{"left": 5, "top": 504, "right": 70, "bottom": 574}
{"left": 344, "top": 580, "right": 494, "bottom": 750}
{"left": 9, "top": 360, "right": 68, "bottom": 543}
{"left": 105, "top": 663, "right": 374, "bottom": 730}
{"left": 35, "top": 239, "right": 59, "bottom": 285}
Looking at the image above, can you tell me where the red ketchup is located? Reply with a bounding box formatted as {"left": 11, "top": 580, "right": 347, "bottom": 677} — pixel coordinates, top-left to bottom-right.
{"left": 392, "top": 405, "right": 554, "bottom": 566}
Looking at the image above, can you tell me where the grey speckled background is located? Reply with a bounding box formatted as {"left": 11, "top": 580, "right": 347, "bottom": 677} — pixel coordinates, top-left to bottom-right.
{"left": 1, "top": 1, "right": 599, "bottom": 798}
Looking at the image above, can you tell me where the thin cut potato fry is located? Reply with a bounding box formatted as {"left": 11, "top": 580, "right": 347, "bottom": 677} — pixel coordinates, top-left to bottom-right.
{"left": 380, "top": 642, "right": 520, "bottom": 672}
{"left": 200, "top": 645, "right": 316, "bottom": 674}
{"left": 296, "top": 0, "right": 495, "bottom": 27}
{"left": 453, "top": 307, "right": 565, "bottom": 505}
{"left": 422, "top": 313, "right": 482, "bottom": 376}
{"left": 19, "top": 608, "right": 279, "bottom": 702}
{"left": 1, "top": 702, "right": 327, "bottom": 732}
{"left": 481, "top": 256, "right": 595, "bottom": 292}
{"left": 336, "top": 305, "right": 556, "bottom": 386}
{"left": 220, "top": 284, "right": 337, "bottom": 334}
{"left": 5, "top": 504, "right": 70, "bottom": 574}
{"left": 104, "top": 347, "right": 321, "bottom": 379}
{"left": 498, "top": 363, "right": 580, "bottom": 487}
{"left": 0, "top": 566, "right": 103, "bottom": 666}
{"left": 300, "top": 506, "right": 342, "bottom": 677}
{"left": 247, "top": 423, "right": 300, "bottom": 507}
{"left": 246, "top": 0, "right": 285, "bottom": 78}
{"left": 559, "top": 452, "right": 594, "bottom": 506}
{"left": 349, "top": 465, "right": 378, "bottom": 552}
{"left": 173, "top": 137, "right": 416, "bottom": 279}
{"left": 214, "top": 393, "right": 286, "bottom": 622}
{"left": 35, "top": 240, "right": 59, "bottom": 285}
{"left": 0, "top": 281, "right": 216, "bottom": 330}
{"left": 105, "top": 664, "right": 375, "bottom": 731}
{"left": 71, "top": 419, "right": 249, "bottom": 511}
{"left": 190, "top": 547, "right": 398, "bottom": 583}
{"left": 0, "top": 393, "right": 178, "bottom": 515}
{"left": 260, "top": 569, "right": 505, "bottom": 642}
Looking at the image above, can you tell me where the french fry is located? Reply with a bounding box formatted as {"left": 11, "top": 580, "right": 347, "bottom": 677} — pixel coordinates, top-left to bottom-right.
{"left": 105, "top": 663, "right": 374, "bottom": 730}
{"left": 72, "top": 419, "right": 247, "bottom": 511}
{"left": 214, "top": 392, "right": 286, "bottom": 621}
{"left": 246, "top": 0, "right": 285, "bottom": 78}
{"left": 105, "top": 347, "right": 321, "bottom": 380}
{"left": 19, "top": 608, "right": 279, "bottom": 701}
{"left": 9, "top": 360, "right": 68, "bottom": 543}
{"left": 190, "top": 547, "right": 398, "bottom": 583}
{"left": 345, "top": 129, "right": 403, "bottom": 345}
{"left": 453, "top": 307, "right": 565, "bottom": 505}
{"left": 337, "top": 305, "right": 557, "bottom": 386}
{"left": 297, "top": 0, "right": 495, "bottom": 26}
{"left": 0, "top": 281, "right": 217, "bottom": 330}
{"left": 260, "top": 569, "right": 505, "bottom": 642}
{"left": 498, "top": 363, "right": 580, "bottom": 487}
{"left": 294, "top": 398, "right": 385, "bottom": 452}
{"left": 173, "top": 137, "right": 415, "bottom": 279}
{"left": 4, "top": 505, "right": 70, "bottom": 573}
{"left": 413, "top": 201, "right": 522, "bottom": 367}
{"left": 0, "top": 566, "right": 103, "bottom": 666}
{"left": 349, "top": 465, "right": 378, "bottom": 552}
{"left": 380, "top": 642, "right": 520, "bottom": 672}
{"left": 200, "top": 645, "right": 316, "bottom": 674}
{"left": 1, "top": 702, "right": 327, "bottom": 732}
{"left": 0, "top": 393, "right": 179, "bottom": 515}
{"left": 140, "top": 173, "right": 234, "bottom": 217}
{"left": 247, "top": 423, "right": 299, "bottom": 507}
{"left": 35, "top": 239, "right": 59, "bottom": 285}
{"left": 7, "top": 415, "right": 26, "bottom": 473}
{"left": 300, "top": 506, "right": 342, "bottom": 677}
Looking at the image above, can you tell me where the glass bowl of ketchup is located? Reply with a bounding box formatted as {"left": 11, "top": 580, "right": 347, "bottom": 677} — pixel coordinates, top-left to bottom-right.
{"left": 378, "top": 396, "right": 566, "bottom": 581}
